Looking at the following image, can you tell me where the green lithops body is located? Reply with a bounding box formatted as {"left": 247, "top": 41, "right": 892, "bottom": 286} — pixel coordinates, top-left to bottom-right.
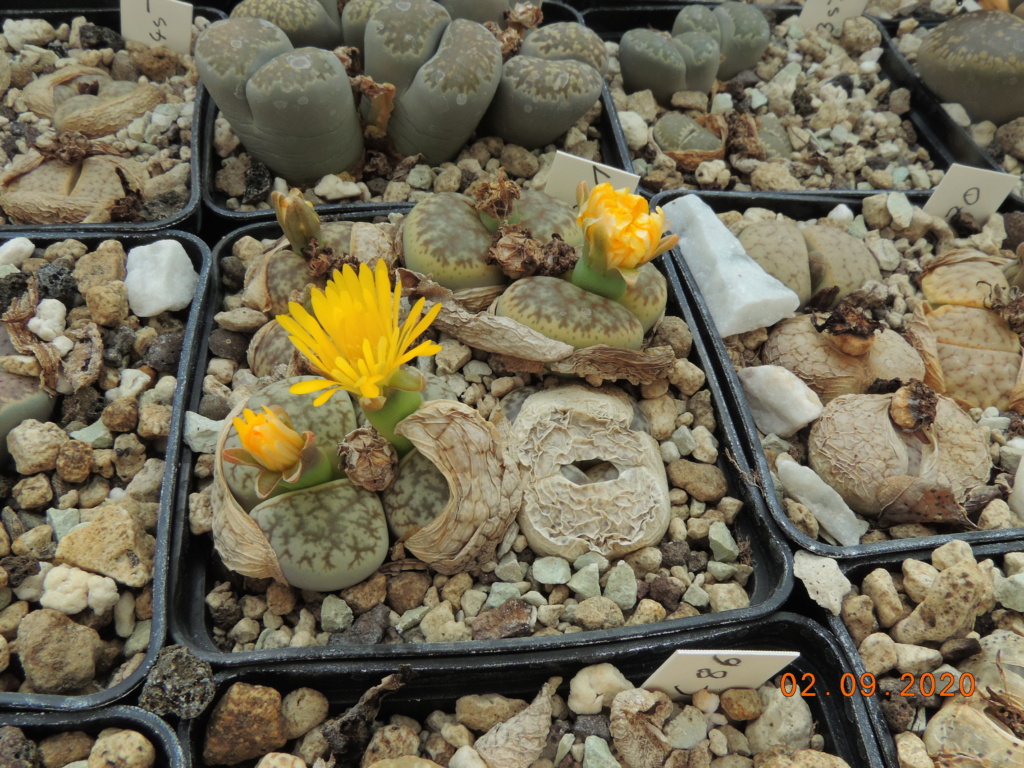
{"left": 403, "top": 192, "right": 505, "bottom": 289}
{"left": 918, "top": 10, "right": 1024, "bottom": 125}
{"left": 250, "top": 477, "right": 389, "bottom": 591}
{"left": 802, "top": 225, "right": 881, "bottom": 304}
{"left": 712, "top": 2, "right": 770, "bottom": 81}
{"left": 738, "top": 220, "right": 812, "bottom": 306}
{"left": 363, "top": 0, "right": 451, "bottom": 97}
{"left": 341, "top": 0, "right": 386, "bottom": 52}
{"left": 436, "top": 0, "right": 510, "bottom": 24}
{"left": 653, "top": 112, "right": 720, "bottom": 153}
{"left": 516, "top": 190, "right": 584, "bottom": 249}
{"left": 671, "top": 5, "right": 720, "bottom": 38}
{"left": 494, "top": 276, "right": 645, "bottom": 349}
{"left": 248, "top": 320, "right": 295, "bottom": 378}
{"left": 673, "top": 31, "right": 720, "bottom": 95}
{"left": 615, "top": 264, "right": 667, "bottom": 334}
{"left": 220, "top": 376, "right": 356, "bottom": 513}
{"left": 758, "top": 113, "right": 793, "bottom": 159}
{"left": 196, "top": 18, "right": 363, "bottom": 183}
{"left": 478, "top": 56, "right": 603, "bottom": 149}
{"left": 520, "top": 22, "right": 609, "bottom": 75}
{"left": 380, "top": 447, "right": 450, "bottom": 538}
{"left": 619, "top": 28, "right": 690, "bottom": 105}
{"left": 231, "top": 0, "right": 342, "bottom": 48}
{"left": 388, "top": 19, "right": 503, "bottom": 164}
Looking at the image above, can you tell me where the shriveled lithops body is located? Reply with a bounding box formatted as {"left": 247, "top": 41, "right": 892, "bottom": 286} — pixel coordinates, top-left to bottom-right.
{"left": 363, "top": 0, "right": 451, "bottom": 97}
{"left": 738, "top": 220, "right": 812, "bottom": 306}
{"left": 0, "top": 329, "right": 54, "bottom": 464}
{"left": 808, "top": 385, "right": 991, "bottom": 525}
{"left": 402, "top": 192, "right": 505, "bottom": 289}
{"left": 494, "top": 277, "right": 645, "bottom": 350}
{"left": 520, "top": 22, "right": 609, "bottom": 74}
{"left": 918, "top": 10, "right": 1024, "bottom": 125}
{"left": 231, "top": 0, "right": 342, "bottom": 48}
{"left": 609, "top": 688, "right": 673, "bottom": 768}
{"left": 478, "top": 56, "right": 603, "bottom": 149}
{"left": 196, "top": 18, "right": 363, "bottom": 183}
{"left": 387, "top": 19, "right": 503, "bottom": 164}
{"left": 505, "top": 385, "right": 671, "bottom": 561}
{"left": 761, "top": 309, "right": 925, "bottom": 404}
{"left": 803, "top": 225, "right": 882, "bottom": 305}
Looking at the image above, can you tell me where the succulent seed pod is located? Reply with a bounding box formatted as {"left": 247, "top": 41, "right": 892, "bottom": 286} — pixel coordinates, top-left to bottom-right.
{"left": 387, "top": 19, "right": 504, "bottom": 164}
{"left": 918, "top": 10, "right": 1024, "bottom": 125}
{"left": 230, "top": 0, "right": 342, "bottom": 48}
{"left": 195, "top": 17, "right": 363, "bottom": 184}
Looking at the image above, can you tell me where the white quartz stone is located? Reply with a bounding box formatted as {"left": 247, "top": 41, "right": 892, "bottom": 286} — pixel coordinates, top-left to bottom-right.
{"left": 777, "top": 459, "right": 869, "bottom": 547}
{"left": 663, "top": 195, "right": 799, "bottom": 337}
{"left": 793, "top": 550, "right": 852, "bottom": 615}
{"left": 737, "top": 366, "right": 822, "bottom": 438}
{"left": 124, "top": 239, "right": 199, "bottom": 317}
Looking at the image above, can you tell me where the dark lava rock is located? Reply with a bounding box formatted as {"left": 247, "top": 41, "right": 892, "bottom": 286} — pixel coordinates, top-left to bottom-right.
{"left": 573, "top": 714, "right": 612, "bottom": 740}
{"left": 659, "top": 540, "right": 690, "bottom": 568}
{"left": 939, "top": 636, "right": 982, "bottom": 664}
{"left": 220, "top": 255, "right": 246, "bottom": 291}
{"left": 45, "top": 40, "right": 68, "bottom": 58}
{"left": 103, "top": 326, "right": 136, "bottom": 366}
{"left": 331, "top": 603, "right": 390, "bottom": 645}
{"left": 80, "top": 24, "right": 125, "bottom": 50}
{"left": 61, "top": 386, "right": 105, "bottom": 426}
{"left": 208, "top": 328, "right": 248, "bottom": 363}
{"left": 0, "top": 726, "right": 40, "bottom": 768}
{"left": 0, "top": 272, "right": 30, "bottom": 310}
{"left": 686, "top": 551, "right": 709, "bottom": 573}
{"left": 139, "top": 644, "right": 216, "bottom": 719}
{"left": 828, "top": 73, "right": 855, "bottom": 95}
{"left": 142, "top": 330, "right": 185, "bottom": 374}
{"left": 242, "top": 162, "right": 273, "bottom": 205}
{"left": 470, "top": 597, "right": 532, "bottom": 640}
{"left": 34, "top": 262, "right": 77, "bottom": 306}
{"left": 139, "top": 187, "right": 191, "bottom": 223}
{"left": 0, "top": 555, "right": 39, "bottom": 589}
{"left": 648, "top": 576, "right": 683, "bottom": 612}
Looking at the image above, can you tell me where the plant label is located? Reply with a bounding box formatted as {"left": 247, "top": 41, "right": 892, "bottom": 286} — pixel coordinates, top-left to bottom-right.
{"left": 121, "top": 0, "right": 193, "bottom": 56}
{"left": 643, "top": 650, "right": 800, "bottom": 697}
{"left": 796, "top": 0, "right": 868, "bottom": 37}
{"left": 545, "top": 151, "right": 641, "bottom": 206}
{"left": 923, "top": 163, "right": 1018, "bottom": 223}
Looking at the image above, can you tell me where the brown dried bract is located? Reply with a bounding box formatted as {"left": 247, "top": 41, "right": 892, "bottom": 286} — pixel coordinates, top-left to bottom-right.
{"left": 725, "top": 111, "right": 766, "bottom": 162}
{"left": 62, "top": 322, "right": 104, "bottom": 393}
{"left": 811, "top": 302, "right": 882, "bottom": 356}
{"left": 539, "top": 233, "right": 578, "bottom": 276}
{"left": 351, "top": 75, "right": 395, "bottom": 140}
{"left": 487, "top": 224, "right": 543, "bottom": 279}
{"left": 474, "top": 677, "right": 559, "bottom": 768}
{"left": 506, "top": 1, "right": 544, "bottom": 32}
{"left": 333, "top": 45, "right": 362, "bottom": 77}
{"left": 37, "top": 131, "right": 127, "bottom": 165}
{"left": 985, "top": 283, "right": 1024, "bottom": 340}
{"left": 321, "top": 667, "right": 417, "bottom": 762}
{"left": 890, "top": 379, "right": 938, "bottom": 432}
{"left": 486, "top": 21, "right": 524, "bottom": 60}
{"left": 2, "top": 279, "right": 61, "bottom": 394}
{"left": 303, "top": 238, "right": 356, "bottom": 279}
{"left": 338, "top": 426, "right": 399, "bottom": 492}
{"left": 473, "top": 167, "right": 521, "bottom": 223}
{"left": 609, "top": 688, "right": 673, "bottom": 768}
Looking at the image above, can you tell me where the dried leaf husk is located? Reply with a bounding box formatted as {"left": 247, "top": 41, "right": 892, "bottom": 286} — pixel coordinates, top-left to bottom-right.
{"left": 609, "top": 688, "right": 673, "bottom": 768}
{"left": 924, "top": 700, "right": 1024, "bottom": 767}
{"left": 394, "top": 399, "right": 521, "bottom": 575}
{"left": 58, "top": 82, "right": 166, "bottom": 138}
{"left": 22, "top": 64, "right": 108, "bottom": 117}
{"left": 474, "top": 677, "right": 560, "bottom": 768}
{"left": 63, "top": 322, "right": 104, "bottom": 393}
{"left": 322, "top": 667, "right": 416, "bottom": 762}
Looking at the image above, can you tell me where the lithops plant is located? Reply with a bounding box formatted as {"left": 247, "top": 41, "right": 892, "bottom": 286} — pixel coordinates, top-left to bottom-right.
{"left": 497, "top": 384, "right": 671, "bottom": 561}
{"left": 195, "top": 17, "right": 363, "bottom": 184}
{"left": 673, "top": 2, "right": 770, "bottom": 81}
{"left": 520, "top": 22, "right": 608, "bottom": 74}
{"left": 652, "top": 112, "right": 724, "bottom": 168}
{"left": 762, "top": 305, "right": 925, "bottom": 405}
{"left": 917, "top": 9, "right": 1024, "bottom": 125}
{"left": 230, "top": 0, "right": 342, "bottom": 48}
{"left": 212, "top": 377, "right": 390, "bottom": 591}
{"left": 808, "top": 380, "right": 991, "bottom": 525}
{"left": 908, "top": 249, "right": 1024, "bottom": 411}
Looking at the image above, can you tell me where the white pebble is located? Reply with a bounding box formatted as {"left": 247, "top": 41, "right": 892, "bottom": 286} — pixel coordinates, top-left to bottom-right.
{"left": 124, "top": 240, "right": 199, "bottom": 317}
{"left": 737, "top": 366, "right": 822, "bottom": 439}
{"left": 26, "top": 299, "right": 66, "bottom": 342}
{"left": 0, "top": 237, "right": 35, "bottom": 266}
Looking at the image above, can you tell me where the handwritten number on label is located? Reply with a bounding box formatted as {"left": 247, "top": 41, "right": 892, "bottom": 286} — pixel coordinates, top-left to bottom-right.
{"left": 592, "top": 165, "right": 611, "bottom": 186}
{"left": 945, "top": 186, "right": 984, "bottom": 220}
{"left": 696, "top": 669, "right": 728, "bottom": 679}
{"left": 713, "top": 656, "right": 741, "bottom": 667}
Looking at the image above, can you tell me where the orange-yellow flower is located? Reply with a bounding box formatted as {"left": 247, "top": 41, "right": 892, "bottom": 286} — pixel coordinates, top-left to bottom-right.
{"left": 231, "top": 405, "right": 305, "bottom": 473}
{"left": 577, "top": 182, "right": 678, "bottom": 272}
{"left": 277, "top": 259, "right": 442, "bottom": 408}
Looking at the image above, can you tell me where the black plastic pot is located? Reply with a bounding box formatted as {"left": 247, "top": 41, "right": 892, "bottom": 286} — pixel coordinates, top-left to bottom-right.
{"left": 0, "top": 704, "right": 186, "bottom": 767}
{"left": 0, "top": 5, "right": 225, "bottom": 233}
{"left": 823, "top": 541, "right": 1017, "bottom": 768}
{"left": 877, "top": 20, "right": 1024, "bottom": 209}
{"left": 651, "top": 188, "right": 1024, "bottom": 563}
{"left": 176, "top": 612, "right": 883, "bottom": 768}
{"left": 200, "top": 0, "right": 633, "bottom": 234}
{"left": 167, "top": 213, "right": 793, "bottom": 665}
{"left": 0, "top": 230, "right": 211, "bottom": 711}
{"left": 582, "top": 4, "right": 958, "bottom": 202}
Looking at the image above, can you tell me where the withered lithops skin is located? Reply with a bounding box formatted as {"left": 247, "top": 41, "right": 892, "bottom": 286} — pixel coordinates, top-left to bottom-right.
{"left": 918, "top": 9, "right": 1024, "bottom": 125}
{"left": 505, "top": 385, "right": 671, "bottom": 561}
{"left": 494, "top": 276, "right": 646, "bottom": 350}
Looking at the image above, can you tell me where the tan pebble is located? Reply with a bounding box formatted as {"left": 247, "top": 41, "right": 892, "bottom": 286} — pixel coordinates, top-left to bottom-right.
{"left": 39, "top": 729, "right": 94, "bottom": 767}
{"left": 87, "top": 728, "right": 155, "bottom": 768}
{"left": 281, "top": 686, "right": 329, "bottom": 740}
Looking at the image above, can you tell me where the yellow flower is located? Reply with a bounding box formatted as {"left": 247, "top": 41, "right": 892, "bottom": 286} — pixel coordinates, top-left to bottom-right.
{"left": 577, "top": 182, "right": 678, "bottom": 272}
{"left": 231, "top": 405, "right": 305, "bottom": 474}
{"left": 277, "top": 260, "right": 442, "bottom": 407}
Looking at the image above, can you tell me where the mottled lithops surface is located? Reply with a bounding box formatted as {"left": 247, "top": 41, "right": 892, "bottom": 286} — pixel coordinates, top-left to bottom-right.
{"left": 894, "top": 15, "right": 1024, "bottom": 204}
{"left": 832, "top": 543, "right": 1024, "bottom": 767}
{"left": 716, "top": 193, "right": 1024, "bottom": 546}
{"left": 198, "top": 670, "right": 851, "bottom": 767}
{"left": 605, "top": 13, "right": 943, "bottom": 194}
{"left": 0, "top": 236, "right": 201, "bottom": 696}
{"left": 0, "top": 14, "right": 205, "bottom": 225}
{"left": 187, "top": 217, "right": 755, "bottom": 653}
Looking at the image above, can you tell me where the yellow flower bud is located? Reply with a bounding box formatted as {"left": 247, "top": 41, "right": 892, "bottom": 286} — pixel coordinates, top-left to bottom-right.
{"left": 232, "top": 406, "right": 305, "bottom": 473}
{"left": 272, "top": 187, "right": 322, "bottom": 253}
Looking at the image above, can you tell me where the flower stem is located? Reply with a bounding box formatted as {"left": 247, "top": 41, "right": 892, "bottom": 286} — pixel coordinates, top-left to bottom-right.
{"left": 277, "top": 447, "right": 336, "bottom": 495}
{"left": 363, "top": 388, "right": 422, "bottom": 456}
{"left": 570, "top": 246, "right": 626, "bottom": 301}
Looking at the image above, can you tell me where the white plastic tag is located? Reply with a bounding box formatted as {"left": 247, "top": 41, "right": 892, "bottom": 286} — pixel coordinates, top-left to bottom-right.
{"left": 642, "top": 650, "right": 800, "bottom": 697}
{"left": 796, "top": 0, "right": 869, "bottom": 37}
{"left": 923, "top": 163, "right": 1019, "bottom": 223}
{"left": 121, "top": 0, "right": 193, "bottom": 56}
{"left": 544, "top": 151, "right": 641, "bottom": 206}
